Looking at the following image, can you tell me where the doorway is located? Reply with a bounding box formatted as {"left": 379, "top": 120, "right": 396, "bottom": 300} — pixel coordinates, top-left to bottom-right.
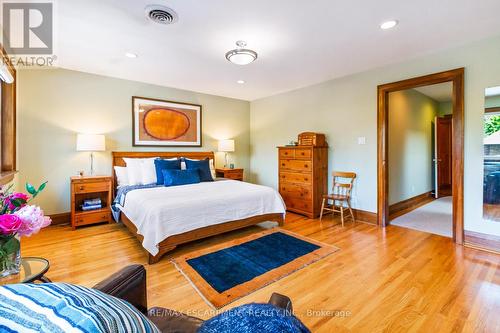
{"left": 377, "top": 68, "right": 464, "bottom": 244}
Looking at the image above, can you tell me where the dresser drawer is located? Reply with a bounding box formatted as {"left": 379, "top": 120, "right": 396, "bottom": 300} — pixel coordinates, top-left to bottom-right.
{"left": 283, "top": 196, "right": 312, "bottom": 213}
{"left": 294, "top": 148, "right": 312, "bottom": 160}
{"left": 225, "top": 172, "right": 243, "bottom": 180}
{"left": 74, "top": 182, "right": 109, "bottom": 194}
{"left": 279, "top": 172, "right": 312, "bottom": 184}
{"left": 74, "top": 211, "right": 110, "bottom": 226}
{"left": 280, "top": 183, "right": 312, "bottom": 200}
{"left": 279, "top": 149, "right": 295, "bottom": 159}
{"left": 279, "top": 159, "right": 312, "bottom": 172}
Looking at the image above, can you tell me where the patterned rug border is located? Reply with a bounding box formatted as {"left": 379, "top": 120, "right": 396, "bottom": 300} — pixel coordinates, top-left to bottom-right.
{"left": 171, "top": 228, "right": 340, "bottom": 309}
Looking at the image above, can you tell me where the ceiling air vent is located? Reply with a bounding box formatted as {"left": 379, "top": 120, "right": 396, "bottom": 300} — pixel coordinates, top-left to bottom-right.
{"left": 145, "top": 5, "right": 178, "bottom": 25}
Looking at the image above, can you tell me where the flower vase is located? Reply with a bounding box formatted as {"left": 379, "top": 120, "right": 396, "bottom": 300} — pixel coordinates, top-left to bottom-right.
{"left": 0, "top": 234, "right": 21, "bottom": 277}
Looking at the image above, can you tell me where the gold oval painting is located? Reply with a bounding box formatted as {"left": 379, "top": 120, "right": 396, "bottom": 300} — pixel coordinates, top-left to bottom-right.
{"left": 143, "top": 108, "right": 191, "bottom": 140}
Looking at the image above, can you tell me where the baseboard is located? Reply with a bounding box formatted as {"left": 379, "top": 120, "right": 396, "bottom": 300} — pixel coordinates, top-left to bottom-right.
{"left": 464, "top": 231, "right": 500, "bottom": 254}
{"left": 353, "top": 209, "right": 377, "bottom": 225}
{"left": 389, "top": 191, "right": 434, "bottom": 220}
{"left": 49, "top": 212, "right": 71, "bottom": 226}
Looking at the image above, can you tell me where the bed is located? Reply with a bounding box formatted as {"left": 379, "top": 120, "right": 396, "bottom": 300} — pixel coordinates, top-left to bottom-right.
{"left": 112, "top": 151, "right": 285, "bottom": 264}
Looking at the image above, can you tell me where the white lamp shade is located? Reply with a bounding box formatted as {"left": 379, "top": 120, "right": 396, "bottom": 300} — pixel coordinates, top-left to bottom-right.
{"left": 218, "top": 139, "right": 235, "bottom": 152}
{"left": 76, "top": 134, "right": 106, "bottom": 152}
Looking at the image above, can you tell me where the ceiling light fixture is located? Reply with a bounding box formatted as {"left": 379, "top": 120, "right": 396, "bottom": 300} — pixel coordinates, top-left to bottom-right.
{"left": 225, "top": 41, "right": 258, "bottom": 65}
{"left": 237, "top": 80, "right": 245, "bottom": 84}
{"left": 125, "top": 52, "right": 138, "bottom": 58}
{"left": 380, "top": 20, "right": 398, "bottom": 30}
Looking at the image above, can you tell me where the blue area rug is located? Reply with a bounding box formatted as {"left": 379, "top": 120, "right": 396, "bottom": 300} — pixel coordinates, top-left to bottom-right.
{"left": 187, "top": 232, "right": 320, "bottom": 293}
{"left": 173, "top": 229, "right": 339, "bottom": 308}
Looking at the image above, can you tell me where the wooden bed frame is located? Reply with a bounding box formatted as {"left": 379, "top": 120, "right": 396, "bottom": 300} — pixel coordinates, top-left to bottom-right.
{"left": 112, "top": 151, "right": 284, "bottom": 264}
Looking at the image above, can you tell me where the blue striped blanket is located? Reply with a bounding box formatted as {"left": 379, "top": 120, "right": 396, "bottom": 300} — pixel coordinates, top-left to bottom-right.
{"left": 0, "top": 283, "right": 159, "bottom": 333}
{"left": 111, "top": 184, "right": 160, "bottom": 222}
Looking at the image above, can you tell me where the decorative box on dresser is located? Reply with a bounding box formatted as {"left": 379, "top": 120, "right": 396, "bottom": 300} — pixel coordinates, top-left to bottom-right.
{"left": 278, "top": 145, "right": 328, "bottom": 218}
{"left": 70, "top": 176, "right": 112, "bottom": 230}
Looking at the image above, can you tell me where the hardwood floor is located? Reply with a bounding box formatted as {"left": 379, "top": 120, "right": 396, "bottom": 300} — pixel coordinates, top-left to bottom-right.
{"left": 21, "top": 213, "right": 499, "bottom": 332}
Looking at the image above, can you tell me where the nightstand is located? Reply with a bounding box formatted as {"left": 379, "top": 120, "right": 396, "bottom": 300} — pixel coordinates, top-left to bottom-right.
{"left": 70, "top": 176, "right": 112, "bottom": 230}
{"left": 215, "top": 168, "right": 244, "bottom": 181}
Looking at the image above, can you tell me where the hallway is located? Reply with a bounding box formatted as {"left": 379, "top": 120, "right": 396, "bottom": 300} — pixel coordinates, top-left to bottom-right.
{"left": 391, "top": 196, "right": 452, "bottom": 237}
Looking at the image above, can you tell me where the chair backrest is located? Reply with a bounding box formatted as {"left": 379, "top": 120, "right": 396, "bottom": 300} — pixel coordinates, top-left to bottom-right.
{"left": 332, "top": 171, "right": 356, "bottom": 198}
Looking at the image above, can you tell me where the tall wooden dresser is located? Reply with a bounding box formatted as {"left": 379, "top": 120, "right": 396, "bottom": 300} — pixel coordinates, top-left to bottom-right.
{"left": 278, "top": 146, "right": 328, "bottom": 218}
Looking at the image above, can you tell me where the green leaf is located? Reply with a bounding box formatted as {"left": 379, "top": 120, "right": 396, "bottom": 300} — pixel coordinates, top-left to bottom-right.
{"left": 9, "top": 198, "right": 26, "bottom": 208}
{"left": 1, "top": 236, "right": 20, "bottom": 254}
{"left": 26, "top": 183, "right": 36, "bottom": 195}
{"left": 37, "top": 181, "right": 47, "bottom": 193}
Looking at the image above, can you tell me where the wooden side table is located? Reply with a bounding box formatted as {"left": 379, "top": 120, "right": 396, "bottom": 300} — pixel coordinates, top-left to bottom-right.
{"left": 215, "top": 168, "right": 244, "bottom": 181}
{"left": 71, "top": 176, "right": 112, "bottom": 230}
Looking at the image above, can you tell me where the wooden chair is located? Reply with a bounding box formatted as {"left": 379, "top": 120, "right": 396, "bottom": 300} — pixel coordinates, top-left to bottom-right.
{"left": 319, "top": 171, "right": 356, "bottom": 227}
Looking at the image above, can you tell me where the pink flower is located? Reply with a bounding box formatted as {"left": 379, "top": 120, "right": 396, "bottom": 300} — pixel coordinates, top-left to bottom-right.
{"left": 5, "top": 193, "right": 29, "bottom": 211}
{"left": 14, "top": 205, "right": 51, "bottom": 237}
{"left": 0, "top": 214, "right": 23, "bottom": 235}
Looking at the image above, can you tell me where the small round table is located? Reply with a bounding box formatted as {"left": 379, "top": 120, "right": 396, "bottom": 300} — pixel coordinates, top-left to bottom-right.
{"left": 0, "top": 257, "right": 51, "bottom": 285}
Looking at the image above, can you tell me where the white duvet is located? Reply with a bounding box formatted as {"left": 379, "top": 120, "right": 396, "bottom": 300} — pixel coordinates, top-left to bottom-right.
{"left": 118, "top": 180, "right": 286, "bottom": 255}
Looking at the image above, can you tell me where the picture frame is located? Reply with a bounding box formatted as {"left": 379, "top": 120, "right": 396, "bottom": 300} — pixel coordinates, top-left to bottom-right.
{"left": 132, "top": 96, "right": 202, "bottom": 147}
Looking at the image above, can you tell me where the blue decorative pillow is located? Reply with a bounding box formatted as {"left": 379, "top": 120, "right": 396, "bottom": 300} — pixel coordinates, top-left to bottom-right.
{"left": 163, "top": 169, "right": 201, "bottom": 187}
{"left": 184, "top": 158, "right": 213, "bottom": 182}
{"left": 198, "top": 303, "right": 310, "bottom": 333}
{"left": 154, "top": 158, "right": 181, "bottom": 185}
{"left": 0, "top": 283, "right": 160, "bottom": 333}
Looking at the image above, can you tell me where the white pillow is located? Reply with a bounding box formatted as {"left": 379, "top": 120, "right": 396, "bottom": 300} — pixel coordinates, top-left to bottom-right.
{"left": 140, "top": 158, "right": 157, "bottom": 185}
{"left": 114, "top": 166, "right": 129, "bottom": 187}
{"left": 123, "top": 157, "right": 157, "bottom": 185}
{"left": 184, "top": 158, "right": 216, "bottom": 179}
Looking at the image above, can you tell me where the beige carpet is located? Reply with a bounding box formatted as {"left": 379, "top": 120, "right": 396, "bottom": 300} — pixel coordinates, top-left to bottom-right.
{"left": 391, "top": 196, "right": 452, "bottom": 237}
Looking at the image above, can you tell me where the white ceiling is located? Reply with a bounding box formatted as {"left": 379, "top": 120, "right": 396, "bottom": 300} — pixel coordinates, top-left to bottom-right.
{"left": 414, "top": 82, "right": 453, "bottom": 102}
{"left": 56, "top": 0, "right": 500, "bottom": 101}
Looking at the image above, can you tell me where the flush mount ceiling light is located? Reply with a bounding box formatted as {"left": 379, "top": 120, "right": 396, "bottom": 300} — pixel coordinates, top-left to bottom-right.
{"left": 237, "top": 80, "right": 245, "bottom": 84}
{"left": 125, "top": 52, "right": 138, "bottom": 58}
{"left": 225, "top": 41, "right": 258, "bottom": 65}
{"left": 380, "top": 20, "right": 398, "bottom": 30}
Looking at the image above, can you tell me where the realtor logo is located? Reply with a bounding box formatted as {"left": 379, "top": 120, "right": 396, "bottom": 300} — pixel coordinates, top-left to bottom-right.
{"left": 2, "top": 2, "right": 53, "bottom": 54}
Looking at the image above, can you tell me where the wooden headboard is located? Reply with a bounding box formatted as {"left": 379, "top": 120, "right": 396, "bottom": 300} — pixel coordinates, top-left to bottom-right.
{"left": 111, "top": 151, "right": 215, "bottom": 193}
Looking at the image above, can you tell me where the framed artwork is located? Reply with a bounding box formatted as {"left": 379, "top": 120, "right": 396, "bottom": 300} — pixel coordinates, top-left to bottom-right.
{"left": 132, "top": 96, "right": 202, "bottom": 147}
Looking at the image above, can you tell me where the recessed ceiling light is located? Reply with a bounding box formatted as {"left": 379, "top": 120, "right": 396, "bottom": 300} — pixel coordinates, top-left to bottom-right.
{"left": 237, "top": 80, "right": 245, "bottom": 84}
{"left": 225, "top": 41, "right": 258, "bottom": 65}
{"left": 380, "top": 20, "right": 398, "bottom": 30}
{"left": 125, "top": 52, "right": 138, "bottom": 58}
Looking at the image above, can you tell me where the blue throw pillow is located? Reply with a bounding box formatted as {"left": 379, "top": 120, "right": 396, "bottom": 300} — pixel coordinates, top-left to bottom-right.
{"left": 154, "top": 158, "right": 181, "bottom": 185}
{"left": 198, "top": 303, "right": 310, "bottom": 333}
{"left": 163, "top": 169, "right": 201, "bottom": 187}
{"left": 184, "top": 158, "right": 213, "bottom": 182}
{"left": 0, "top": 283, "right": 160, "bottom": 333}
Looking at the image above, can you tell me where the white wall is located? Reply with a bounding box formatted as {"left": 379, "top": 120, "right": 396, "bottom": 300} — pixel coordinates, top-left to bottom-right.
{"left": 18, "top": 69, "right": 250, "bottom": 214}
{"left": 388, "top": 89, "right": 438, "bottom": 205}
{"left": 250, "top": 35, "right": 500, "bottom": 236}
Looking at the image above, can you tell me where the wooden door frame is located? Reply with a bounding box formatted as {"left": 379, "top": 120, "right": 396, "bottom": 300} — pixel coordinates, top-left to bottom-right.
{"left": 377, "top": 68, "right": 464, "bottom": 244}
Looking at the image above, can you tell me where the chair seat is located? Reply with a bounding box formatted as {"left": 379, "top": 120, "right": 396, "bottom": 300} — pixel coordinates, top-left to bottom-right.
{"left": 323, "top": 193, "right": 349, "bottom": 201}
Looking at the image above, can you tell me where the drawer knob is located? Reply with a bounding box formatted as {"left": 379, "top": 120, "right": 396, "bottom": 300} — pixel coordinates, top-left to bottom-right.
{"left": 79, "top": 186, "right": 84, "bottom": 190}
{"left": 304, "top": 164, "right": 308, "bottom": 168}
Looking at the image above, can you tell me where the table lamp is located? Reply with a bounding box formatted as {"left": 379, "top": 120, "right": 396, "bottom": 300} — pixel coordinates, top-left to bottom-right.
{"left": 218, "top": 139, "right": 235, "bottom": 168}
{"left": 76, "top": 134, "right": 105, "bottom": 175}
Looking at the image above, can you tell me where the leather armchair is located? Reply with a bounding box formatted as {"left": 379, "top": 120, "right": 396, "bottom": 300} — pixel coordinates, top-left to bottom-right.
{"left": 93, "top": 264, "right": 293, "bottom": 333}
